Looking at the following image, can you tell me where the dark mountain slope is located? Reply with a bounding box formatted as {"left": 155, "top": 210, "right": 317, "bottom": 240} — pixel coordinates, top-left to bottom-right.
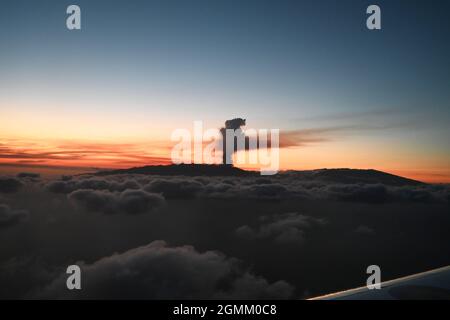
{"left": 95, "top": 165, "right": 424, "bottom": 186}
{"left": 283, "top": 168, "right": 425, "bottom": 186}
{"left": 96, "top": 164, "right": 255, "bottom": 177}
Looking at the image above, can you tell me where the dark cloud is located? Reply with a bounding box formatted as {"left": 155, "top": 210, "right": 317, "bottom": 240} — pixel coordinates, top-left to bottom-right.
{"left": 202, "top": 182, "right": 234, "bottom": 197}
{"left": 203, "top": 182, "right": 291, "bottom": 200}
{"left": 241, "top": 184, "right": 289, "bottom": 200}
{"left": 318, "top": 183, "right": 450, "bottom": 204}
{"left": 323, "top": 184, "right": 389, "bottom": 203}
{"left": 390, "top": 185, "right": 441, "bottom": 203}
{"left": 0, "top": 257, "right": 56, "bottom": 299}
{"left": 236, "top": 212, "right": 326, "bottom": 245}
{"left": 144, "top": 179, "right": 204, "bottom": 199}
{"left": 68, "top": 189, "right": 117, "bottom": 214}
{"left": 354, "top": 225, "right": 376, "bottom": 236}
{"left": 254, "top": 178, "right": 273, "bottom": 184}
{"left": 46, "top": 177, "right": 141, "bottom": 194}
{"left": 17, "top": 172, "right": 40, "bottom": 179}
{"left": 0, "top": 204, "right": 28, "bottom": 228}
{"left": 118, "top": 190, "right": 165, "bottom": 215}
{"left": 0, "top": 172, "right": 449, "bottom": 299}
{"left": 45, "top": 181, "right": 70, "bottom": 194}
{"left": 0, "top": 177, "right": 23, "bottom": 193}
{"left": 45, "top": 174, "right": 450, "bottom": 204}
{"left": 35, "top": 240, "right": 294, "bottom": 299}
{"left": 68, "top": 189, "right": 165, "bottom": 215}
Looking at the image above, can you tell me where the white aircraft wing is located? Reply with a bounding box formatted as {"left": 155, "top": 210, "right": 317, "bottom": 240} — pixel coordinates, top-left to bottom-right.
{"left": 310, "top": 265, "right": 450, "bottom": 300}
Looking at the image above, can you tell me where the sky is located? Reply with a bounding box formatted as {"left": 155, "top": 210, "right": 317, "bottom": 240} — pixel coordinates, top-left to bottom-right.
{"left": 0, "top": 0, "right": 449, "bottom": 182}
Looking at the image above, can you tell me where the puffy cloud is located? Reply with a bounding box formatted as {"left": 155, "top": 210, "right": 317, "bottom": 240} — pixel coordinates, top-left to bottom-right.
{"left": 236, "top": 213, "right": 326, "bottom": 245}
{"left": 45, "top": 181, "right": 70, "bottom": 193}
{"left": 46, "top": 177, "right": 141, "bottom": 194}
{"left": 68, "top": 189, "right": 165, "bottom": 215}
{"left": 118, "top": 189, "right": 165, "bottom": 215}
{"left": 68, "top": 189, "right": 117, "bottom": 214}
{"left": 0, "top": 177, "right": 23, "bottom": 193}
{"left": 35, "top": 240, "right": 295, "bottom": 299}
{"left": 0, "top": 257, "right": 56, "bottom": 299}
{"left": 322, "top": 184, "right": 389, "bottom": 203}
{"left": 0, "top": 204, "right": 28, "bottom": 228}
{"left": 253, "top": 178, "right": 274, "bottom": 185}
{"left": 17, "top": 172, "right": 40, "bottom": 179}
{"left": 144, "top": 179, "right": 204, "bottom": 199}
{"left": 201, "top": 179, "right": 300, "bottom": 200}
{"left": 390, "top": 185, "right": 445, "bottom": 203}
{"left": 307, "top": 182, "right": 450, "bottom": 204}
{"left": 0, "top": 171, "right": 448, "bottom": 299}
{"left": 45, "top": 174, "right": 450, "bottom": 204}
{"left": 203, "top": 182, "right": 234, "bottom": 197}
{"left": 243, "top": 184, "right": 289, "bottom": 200}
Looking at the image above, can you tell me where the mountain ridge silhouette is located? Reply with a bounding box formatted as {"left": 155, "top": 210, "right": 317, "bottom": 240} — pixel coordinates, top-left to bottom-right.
{"left": 95, "top": 164, "right": 424, "bottom": 186}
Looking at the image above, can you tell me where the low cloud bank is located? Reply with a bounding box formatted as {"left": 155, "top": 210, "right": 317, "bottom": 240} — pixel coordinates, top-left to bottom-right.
{"left": 45, "top": 174, "right": 450, "bottom": 204}
{"left": 17, "top": 172, "right": 41, "bottom": 179}
{"left": 47, "top": 177, "right": 140, "bottom": 194}
{"left": 34, "top": 240, "right": 295, "bottom": 299}
{"left": 68, "top": 189, "right": 165, "bottom": 215}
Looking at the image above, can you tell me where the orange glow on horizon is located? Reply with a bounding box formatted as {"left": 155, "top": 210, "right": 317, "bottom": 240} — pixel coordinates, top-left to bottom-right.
{"left": 1, "top": 137, "right": 449, "bottom": 183}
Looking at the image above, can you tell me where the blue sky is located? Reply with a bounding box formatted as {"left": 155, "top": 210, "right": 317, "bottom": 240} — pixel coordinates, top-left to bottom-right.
{"left": 0, "top": 0, "right": 449, "bottom": 180}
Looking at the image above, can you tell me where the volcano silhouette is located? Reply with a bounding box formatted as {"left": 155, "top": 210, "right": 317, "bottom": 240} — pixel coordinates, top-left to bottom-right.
{"left": 96, "top": 165, "right": 424, "bottom": 186}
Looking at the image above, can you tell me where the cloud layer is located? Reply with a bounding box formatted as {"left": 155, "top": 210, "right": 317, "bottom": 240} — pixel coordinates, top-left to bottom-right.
{"left": 0, "top": 170, "right": 447, "bottom": 299}
{"left": 68, "top": 189, "right": 165, "bottom": 215}
{"left": 44, "top": 174, "right": 450, "bottom": 204}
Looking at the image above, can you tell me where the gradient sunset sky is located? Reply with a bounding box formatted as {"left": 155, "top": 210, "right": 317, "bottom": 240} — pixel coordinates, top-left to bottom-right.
{"left": 1, "top": 0, "right": 449, "bottom": 182}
